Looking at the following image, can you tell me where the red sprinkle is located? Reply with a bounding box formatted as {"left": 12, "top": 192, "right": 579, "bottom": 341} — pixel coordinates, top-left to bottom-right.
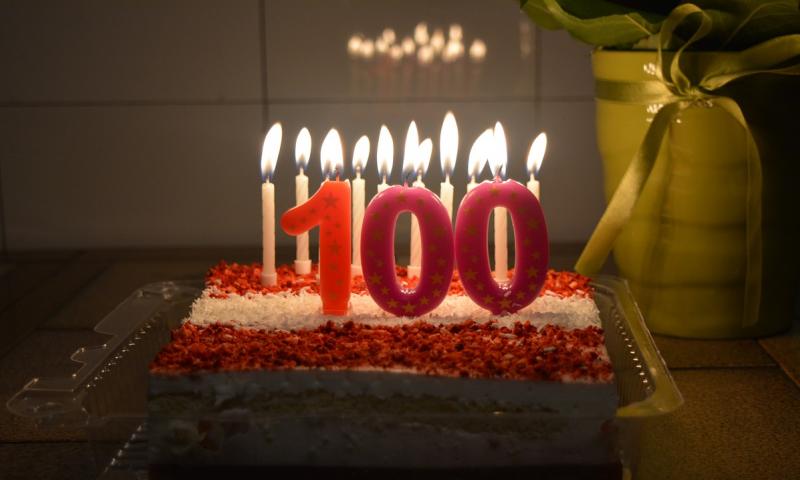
{"left": 206, "top": 262, "right": 593, "bottom": 299}
{"left": 150, "top": 321, "right": 613, "bottom": 383}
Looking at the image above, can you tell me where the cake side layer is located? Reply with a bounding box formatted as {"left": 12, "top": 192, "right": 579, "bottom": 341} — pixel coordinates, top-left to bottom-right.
{"left": 148, "top": 370, "right": 619, "bottom": 468}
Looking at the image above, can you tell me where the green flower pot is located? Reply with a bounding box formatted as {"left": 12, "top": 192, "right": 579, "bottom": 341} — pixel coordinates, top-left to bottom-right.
{"left": 593, "top": 50, "right": 800, "bottom": 338}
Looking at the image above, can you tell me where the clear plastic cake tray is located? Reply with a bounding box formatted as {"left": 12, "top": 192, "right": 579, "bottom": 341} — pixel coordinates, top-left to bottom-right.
{"left": 7, "top": 276, "right": 682, "bottom": 479}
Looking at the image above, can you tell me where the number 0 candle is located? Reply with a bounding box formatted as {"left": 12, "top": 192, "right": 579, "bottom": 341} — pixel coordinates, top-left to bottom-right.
{"left": 260, "top": 122, "right": 282, "bottom": 286}
{"left": 455, "top": 180, "right": 549, "bottom": 314}
{"left": 361, "top": 186, "right": 454, "bottom": 317}
{"left": 281, "top": 129, "right": 351, "bottom": 315}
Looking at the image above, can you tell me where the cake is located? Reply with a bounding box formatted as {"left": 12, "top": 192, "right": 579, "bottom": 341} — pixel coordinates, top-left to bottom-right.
{"left": 148, "top": 262, "right": 619, "bottom": 475}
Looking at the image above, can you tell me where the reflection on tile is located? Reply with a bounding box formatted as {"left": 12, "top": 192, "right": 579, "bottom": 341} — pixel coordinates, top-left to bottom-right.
{"left": 760, "top": 318, "right": 800, "bottom": 387}
{"left": 0, "top": 330, "right": 106, "bottom": 442}
{"left": 46, "top": 260, "right": 209, "bottom": 329}
{"left": 0, "top": 105, "right": 263, "bottom": 249}
{"left": 536, "top": 100, "right": 605, "bottom": 242}
{"left": 0, "top": 442, "right": 94, "bottom": 478}
{"left": 539, "top": 29, "right": 594, "bottom": 99}
{"left": 638, "top": 368, "right": 800, "bottom": 480}
{"left": 653, "top": 336, "right": 774, "bottom": 369}
{"left": 265, "top": 0, "right": 535, "bottom": 101}
{"left": 0, "top": 0, "right": 261, "bottom": 102}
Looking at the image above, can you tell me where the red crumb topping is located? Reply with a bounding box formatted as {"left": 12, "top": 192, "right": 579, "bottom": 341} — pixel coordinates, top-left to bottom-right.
{"left": 150, "top": 321, "right": 613, "bottom": 382}
{"left": 206, "top": 262, "right": 593, "bottom": 299}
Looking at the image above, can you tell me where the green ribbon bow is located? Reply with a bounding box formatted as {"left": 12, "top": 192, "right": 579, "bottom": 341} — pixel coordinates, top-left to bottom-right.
{"left": 575, "top": 4, "right": 800, "bottom": 327}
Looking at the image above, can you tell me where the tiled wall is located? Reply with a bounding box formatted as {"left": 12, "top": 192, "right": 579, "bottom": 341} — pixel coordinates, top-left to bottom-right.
{"left": 0, "top": 0, "right": 602, "bottom": 252}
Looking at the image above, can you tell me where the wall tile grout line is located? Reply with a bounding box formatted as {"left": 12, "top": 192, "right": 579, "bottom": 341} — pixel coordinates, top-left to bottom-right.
{"left": 0, "top": 96, "right": 594, "bottom": 109}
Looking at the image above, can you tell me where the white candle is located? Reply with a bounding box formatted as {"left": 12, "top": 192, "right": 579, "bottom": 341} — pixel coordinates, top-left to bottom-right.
{"left": 527, "top": 132, "right": 547, "bottom": 200}
{"left": 490, "top": 122, "right": 509, "bottom": 282}
{"left": 407, "top": 138, "right": 432, "bottom": 279}
{"left": 260, "top": 123, "right": 282, "bottom": 286}
{"left": 294, "top": 127, "right": 312, "bottom": 274}
{"left": 403, "top": 120, "right": 421, "bottom": 278}
{"left": 351, "top": 135, "right": 370, "bottom": 277}
{"left": 466, "top": 129, "right": 492, "bottom": 193}
{"left": 376, "top": 125, "right": 394, "bottom": 195}
{"left": 439, "top": 111, "right": 458, "bottom": 221}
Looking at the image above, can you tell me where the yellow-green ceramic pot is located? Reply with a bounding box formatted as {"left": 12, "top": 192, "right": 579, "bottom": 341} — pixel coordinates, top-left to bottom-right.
{"left": 593, "top": 50, "right": 800, "bottom": 338}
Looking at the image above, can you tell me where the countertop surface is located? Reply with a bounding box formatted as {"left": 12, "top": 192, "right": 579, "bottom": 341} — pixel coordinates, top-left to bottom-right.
{"left": 1, "top": 246, "right": 798, "bottom": 479}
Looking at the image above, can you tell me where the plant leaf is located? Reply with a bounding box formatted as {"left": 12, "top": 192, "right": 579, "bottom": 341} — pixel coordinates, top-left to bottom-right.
{"left": 521, "top": 0, "right": 664, "bottom": 47}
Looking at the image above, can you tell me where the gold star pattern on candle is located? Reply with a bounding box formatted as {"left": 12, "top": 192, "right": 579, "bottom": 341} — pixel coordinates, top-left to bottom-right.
{"left": 322, "top": 194, "right": 337, "bottom": 209}
{"left": 432, "top": 273, "right": 444, "bottom": 285}
{"left": 388, "top": 299, "right": 399, "bottom": 308}
{"left": 369, "top": 274, "right": 382, "bottom": 286}
{"left": 375, "top": 259, "right": 384, "bottom": 267}
{"left": 329, "top": 241, "right": 342, "bottom": 255}
{"left": 524, "top": 238, "right": 532, "bottom": 246}
{"left": 532, "top": 251, "right": 542, "bottom": 260}
{"left": 403, "top": 302, "right": 416, "bottom": 314}
{"left": 490, "top": 186, "right": 500, "bottom": 196}
{"left": 466, "top": 225, "right": 477, "bottom": 236}
{"left": 526, "top": 218, "right": 539, "bottom": 230}
{"left": 420, "top": 296, "right": 430, "bottom": 306}
{"left": 380, "top": 286, "right": 389, "bottom": 295}
{"left": 526, "top": 267, "right": 539, "bottom": 279}
{"left": 482, "top": 295, "right": 495, "bottom": 305}
{"left": 434, "top": 226, "right": 445, "bottom": 238}
{"left": 437, "top": 258, "right": 447, "bottom": 267}
{"left": 499, "top": 298, "right": 512, "bottom": 309}
{"left": 397, "top": 192, "right": 407, "bottom": 203}
{"left": 476, "top": 283, "right": 485, "bottom": 291}
{"left": 464, "top": 270, "right": 477, "bottom": 280}
{"left": 372, "top": 231, "right": 383, "bottom": 241}
{"left": 515, "top": 291, "right": 526, "bottom": 300}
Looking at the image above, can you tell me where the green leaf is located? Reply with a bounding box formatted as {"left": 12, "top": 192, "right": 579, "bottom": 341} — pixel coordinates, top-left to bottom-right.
{"left": 520, "top": 0, "right": 664, "bottom": 47}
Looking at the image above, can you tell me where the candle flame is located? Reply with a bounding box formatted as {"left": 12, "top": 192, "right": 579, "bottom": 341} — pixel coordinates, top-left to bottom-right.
{"left": 352, "top": 135, "right": 370, "bottom": 173}
{"left": 402, "top": 121, "right": 419, "bottom": 182}
{"left": 489, "top": 121, "right": 507, "bottom": 179}
{"left": 467, "top": 129, "right": 492, "bottom": 180}
{"left": 260, "top": 122, "right": 282, "bottom": 181}
{"left": 320, "top": 128, "right": 344, "bottom": 179}
{"left": 377, "top": 125, "right": 393, "bottom": 180}
{"left": 414, "top": 22, "right": 429, "bottom": 45}
{"left": 416, "top": 138, "right": 432, "bottom": 179}
{"left": 439, "top": 111, "right": 458, "bottom": 177}
{"left": 527, "top": 132, "right": 547, "bottom": 177}
{"left": 295, "top": 127, "right": 311, "bottom": 171}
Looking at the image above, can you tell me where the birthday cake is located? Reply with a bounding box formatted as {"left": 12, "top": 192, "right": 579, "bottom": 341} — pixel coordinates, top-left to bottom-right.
{"left": 148, "top": 263, "right": 618, "bottom": 473}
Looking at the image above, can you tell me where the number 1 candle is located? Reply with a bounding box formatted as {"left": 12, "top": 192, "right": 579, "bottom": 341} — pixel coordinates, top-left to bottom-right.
{"left": 260, "top": 123, "right": 282, "bottom": 286}
{"left": 281, "top": 129, "right": 351, "bottom": 315}
{"left": 294, "top": 127, "right": 312, "bottom": 274}
{"left": 351, "top": 135, "right": 370, "bottom": 278}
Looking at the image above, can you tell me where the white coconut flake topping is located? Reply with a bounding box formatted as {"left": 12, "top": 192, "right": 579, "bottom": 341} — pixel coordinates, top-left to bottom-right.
{"left": 187, "top": 288, "right": 601, "bottom": 332}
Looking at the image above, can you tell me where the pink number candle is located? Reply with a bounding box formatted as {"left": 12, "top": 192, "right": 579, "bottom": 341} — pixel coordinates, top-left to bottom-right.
{"left": 455, "top": 180, "right": 549, "bottom": 314}
{"left": 281, "top": 129, "right": 351, "bottom": 315}
{"left": 361, "top": 185, "right": 454, "bottom": 317}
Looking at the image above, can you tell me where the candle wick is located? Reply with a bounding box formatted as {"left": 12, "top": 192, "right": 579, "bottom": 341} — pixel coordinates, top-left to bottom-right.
{"left": 530, "top": 172, "right": 536, "bottom": 182}
{"left": 445, "top": 172, "right": 450, "bottom": 183}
